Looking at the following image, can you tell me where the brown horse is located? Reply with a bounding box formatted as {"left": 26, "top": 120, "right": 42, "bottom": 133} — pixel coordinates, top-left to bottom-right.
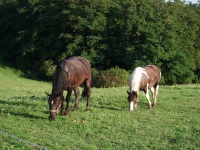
{"left": 46, "top": 56, "right": 92, "bottom": 121}
{"left": 127, "top": 65, "right": 161, "bottom": 111}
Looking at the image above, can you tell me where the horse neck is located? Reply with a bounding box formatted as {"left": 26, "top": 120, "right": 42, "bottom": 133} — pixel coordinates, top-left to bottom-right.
{"left": 129, "top": 68, "right": 143, "bottom": 93}
{"left": 53, "top": 68, "right": 68, "bottom": 94}
{"left": 130, "top": 82, "right": 140, "bottom": 93}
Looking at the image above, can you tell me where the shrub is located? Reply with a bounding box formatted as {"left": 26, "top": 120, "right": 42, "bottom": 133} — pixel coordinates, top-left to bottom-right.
{"left": 39, "top": 60, "right": 56, "bottom": 80}
{"left": 92, "top": 67, "right": 130, "bottom": 88}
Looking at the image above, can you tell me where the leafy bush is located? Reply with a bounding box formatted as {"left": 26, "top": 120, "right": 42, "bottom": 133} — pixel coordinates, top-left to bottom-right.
{"left": 39, "top": 60, "right": 56, "bottom": 80}
{"left": 92, "top": 67, "right": 130, "bottom": 88}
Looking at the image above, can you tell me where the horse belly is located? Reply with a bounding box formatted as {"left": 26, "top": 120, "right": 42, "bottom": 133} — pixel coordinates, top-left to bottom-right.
{"left": 147, "top": 74, "right": 158, "bottom": 88}
{"left": 68, "top": 73, "right": 86, "bottom": 86}
{"left": 140, "top": 77, "right": 149, "bottom": 91}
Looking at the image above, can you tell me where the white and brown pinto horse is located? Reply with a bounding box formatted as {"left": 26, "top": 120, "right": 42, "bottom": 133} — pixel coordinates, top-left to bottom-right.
{"left": 127, "top": 65, "right": 161, "bottom": 111}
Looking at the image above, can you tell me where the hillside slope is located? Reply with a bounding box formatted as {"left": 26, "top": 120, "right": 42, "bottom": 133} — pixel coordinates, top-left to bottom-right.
{"left": 0, "top": 63, "right": 51, "bottom": 98}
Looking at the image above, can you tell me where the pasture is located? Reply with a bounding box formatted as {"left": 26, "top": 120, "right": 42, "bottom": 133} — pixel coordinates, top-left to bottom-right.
{"left": 0, "top": 65, "right": 200, "bottom": 150}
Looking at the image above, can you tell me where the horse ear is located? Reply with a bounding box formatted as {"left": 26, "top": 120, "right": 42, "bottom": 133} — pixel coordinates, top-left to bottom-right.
{"left": 45, "top": 92, "right": 51, "bottom": 97}
{"left": 132, "top": 91, "right": 138, "bottom": 98}
{"left": 127, "top": 91, "right": 130, "bottom": 95}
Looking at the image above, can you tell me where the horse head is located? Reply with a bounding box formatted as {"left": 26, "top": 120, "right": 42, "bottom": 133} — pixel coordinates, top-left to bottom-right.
{"left": 127, "top": 91, "right": 138, "bottom": 111}
{"left": 45, "top": 92, "right": 62, "bottom": 121}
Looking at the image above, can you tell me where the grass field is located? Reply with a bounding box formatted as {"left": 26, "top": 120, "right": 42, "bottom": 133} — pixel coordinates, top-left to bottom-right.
{"left": 0, "top": 63, "right": 200, "bottom": 150}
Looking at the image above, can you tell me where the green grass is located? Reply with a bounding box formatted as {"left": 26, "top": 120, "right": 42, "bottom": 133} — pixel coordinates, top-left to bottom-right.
{"left": 0, "top": 63, "right": 200, "bottom": 149}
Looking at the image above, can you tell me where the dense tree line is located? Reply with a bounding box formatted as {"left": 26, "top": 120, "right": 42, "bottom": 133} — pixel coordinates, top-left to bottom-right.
{"left": 0, "top": 0, "right": 200, "bottom": 85}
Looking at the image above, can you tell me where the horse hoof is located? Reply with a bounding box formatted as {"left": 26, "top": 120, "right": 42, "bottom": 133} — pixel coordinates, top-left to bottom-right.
{"left": 148, "top": 105, "right": 152, "bottom": 109}
{"left": 86, "top": 107, "right": 90, "bottom": 112}
{"left": 152, "top": 103, "right": 157, "bottom": 107}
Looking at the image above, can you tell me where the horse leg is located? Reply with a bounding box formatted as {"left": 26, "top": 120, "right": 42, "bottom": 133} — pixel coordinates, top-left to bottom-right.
{"left": 145, "top": 88, "right": 152, "bottom": 109}
{"left": 60, "top": 95, "right": 65, "bottom": 114}
{"left": 150, "top": 87, "right": 156, "bottom": 107}
{"left": 73, "top": 87, "right": 80, "bottom": 111}
{"left": 64, "top": 89, "right": 72, "bottom": 116}
{"left": 153, "top": 85, "right": 159, "bottom": 106}
{"left": 85, "top": 80, "right": 91, "bottom": 112}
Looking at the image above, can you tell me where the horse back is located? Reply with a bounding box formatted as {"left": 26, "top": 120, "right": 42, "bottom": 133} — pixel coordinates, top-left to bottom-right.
{"left": 144, "top": 65, "right": 161, "bottom": 87}
{"left": 61, "top": 57, "right": 91, "bottom": 84}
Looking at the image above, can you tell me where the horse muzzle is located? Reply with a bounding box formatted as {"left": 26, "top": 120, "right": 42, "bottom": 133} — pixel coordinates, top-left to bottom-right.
{"left": 49, "top": 110, "right": 58, "bottom": 121}
{"left": 130, "top": 101, "right": 134, "bottom": 111}
{"left": 49, "top": 115, "right": 55, "bottom": 121}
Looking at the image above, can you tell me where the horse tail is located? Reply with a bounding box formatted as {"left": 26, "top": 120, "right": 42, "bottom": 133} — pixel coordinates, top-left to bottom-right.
{"left": 81, "top": 60, "right": 92, "bottom": 98}
{"left": 82, "top": 71, "right": 92, "bottom": 98}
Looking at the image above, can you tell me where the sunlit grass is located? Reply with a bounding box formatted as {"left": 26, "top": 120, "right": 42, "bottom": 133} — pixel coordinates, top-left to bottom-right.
{"left": 0, "top": 65, "right": 200, "bottom": 149}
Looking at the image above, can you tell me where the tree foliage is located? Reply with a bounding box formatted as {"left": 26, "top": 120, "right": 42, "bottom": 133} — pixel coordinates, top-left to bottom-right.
{"left": 0, "top": 0, "right": 199, "bottom": 84}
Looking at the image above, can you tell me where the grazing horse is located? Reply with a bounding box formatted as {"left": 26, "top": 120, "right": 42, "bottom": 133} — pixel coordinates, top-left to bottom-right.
{"left": 46, "top": 56, "right": 92, "bottom": 121}
{"left": 127, "top": 65, "right": 161, "bottom": 111}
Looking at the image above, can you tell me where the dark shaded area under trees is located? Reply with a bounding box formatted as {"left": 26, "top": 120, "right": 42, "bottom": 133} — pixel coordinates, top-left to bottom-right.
{"left": 0, "top": 0, "right": 200, "bottom": 86}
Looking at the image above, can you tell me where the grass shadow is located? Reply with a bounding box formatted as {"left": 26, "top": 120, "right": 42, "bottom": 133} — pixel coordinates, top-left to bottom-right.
{"left": 19, "top": 73, "right": 46, "bottom": 82}
{"left": 12, "top": 95, "right": 48, "bottom": 101}
{"left": 94, "top": 105, "right": 124, "bottom": 111}
{"left": 10, "top": 111, "right": 46, "bottom": 120}
{"left": 0, "top": 98, "right": 47, "bottom": 120}
{"left": 92, "top": 101, "right": 125, "bottom": 111}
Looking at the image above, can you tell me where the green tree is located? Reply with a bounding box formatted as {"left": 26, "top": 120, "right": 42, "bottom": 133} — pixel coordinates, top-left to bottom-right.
{"left": 0, "top": 0, "right": 199, "bottom": 84}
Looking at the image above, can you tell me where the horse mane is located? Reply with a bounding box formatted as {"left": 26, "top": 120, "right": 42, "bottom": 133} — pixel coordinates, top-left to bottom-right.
{"left": 53, "top": 67, "right": 68, "bottom": 94}
{"left": 129, "top": 67, "right": 148, "bottom": 92}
